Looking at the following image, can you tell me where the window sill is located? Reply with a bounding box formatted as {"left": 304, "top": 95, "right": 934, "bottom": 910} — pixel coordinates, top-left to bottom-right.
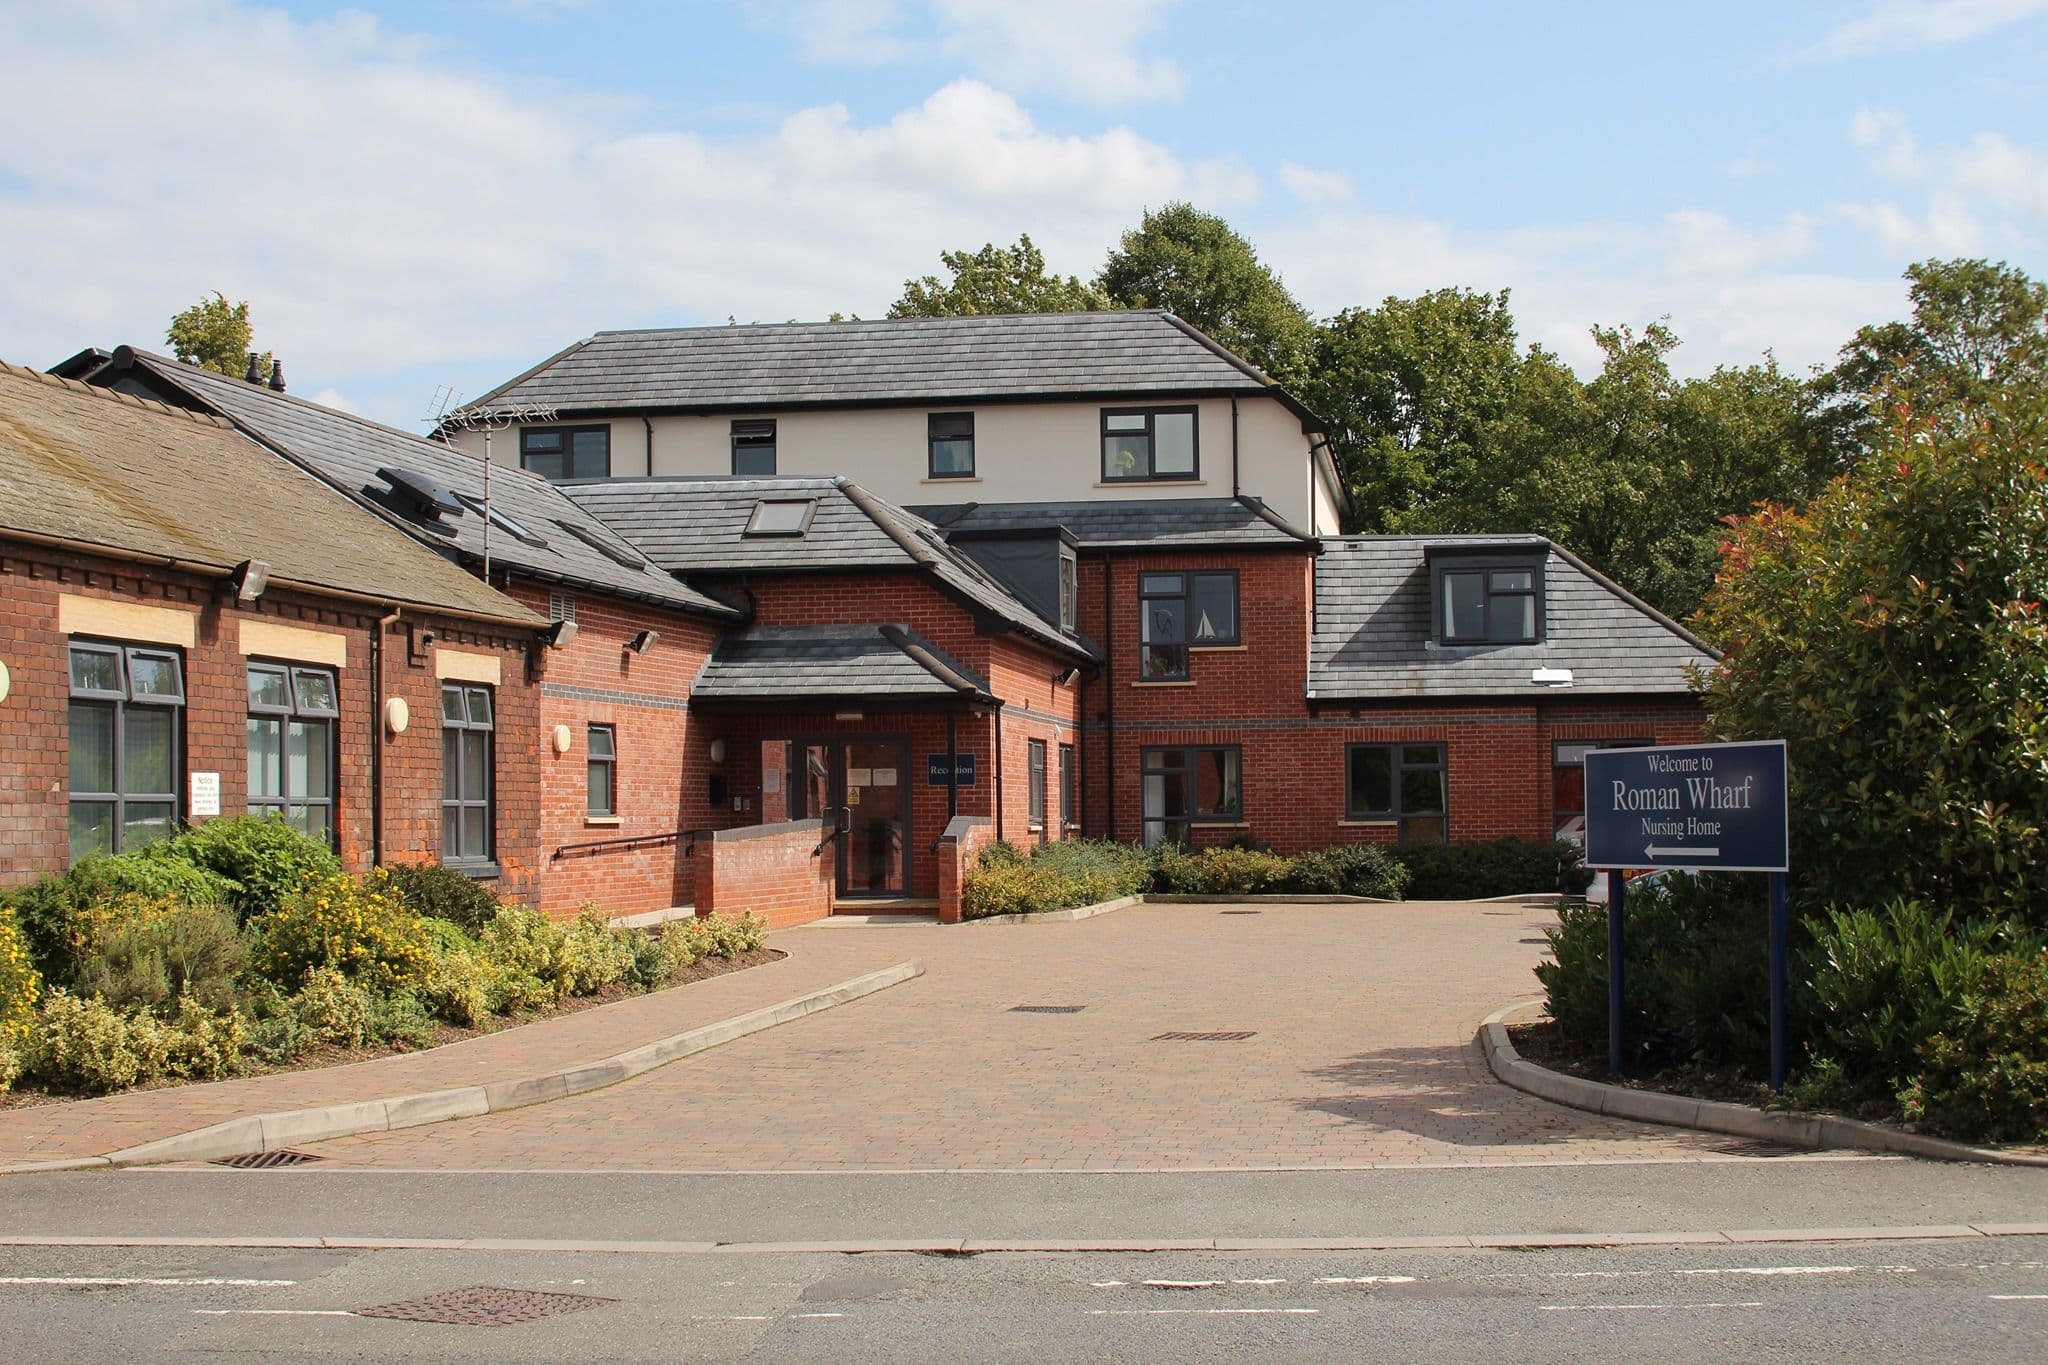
{"left": 1096, "top": 478, "right": 1203, "bottom": 489}
{"left": 922, "top": 475, "right": 981, "bottom": 484}
{"left": 1338, "top": 819, "right": 1398, "bottom": 828}
{"left": 1132, "top": 680, "right": 1197, "bottom": 688}
{"left": 1194, "top": 821, "right": 1251, "bottom": 829}
{"left": 585, "top": 815, "right": 623, "bottom": 827}
{"left": 1190, "top": 644, "right": 1247, "bottom": 653}
{"left": 445, "top": 860, "right": 501, "bottom": 880}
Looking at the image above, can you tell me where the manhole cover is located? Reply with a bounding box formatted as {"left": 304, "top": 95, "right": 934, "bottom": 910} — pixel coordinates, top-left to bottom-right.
{"left": 354, "top": 1286, "right": 615, "bottom": 1327}
{"left": 1152, "top": 1031, "right": 1257, "bottom": 1041}
{"left": 1220, "top": 910, "right": 1261, "bottom": 915}
{"left": 210, "top": 1149, "right": 323, "bottom": 1169}
{"left": 1011, "top": 1005, "right": 1086, "bottom": 1013}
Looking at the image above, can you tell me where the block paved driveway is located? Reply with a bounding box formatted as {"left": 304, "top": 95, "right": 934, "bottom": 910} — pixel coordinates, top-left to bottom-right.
{"left": 301, "top": 900, "right": 1793, "bottom": 1173}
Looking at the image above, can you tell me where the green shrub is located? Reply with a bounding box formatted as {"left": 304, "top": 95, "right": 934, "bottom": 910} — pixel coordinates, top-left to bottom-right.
{"left": 1393, "top": 838, "right": 1570, "bottom": 900}
{"left": 978, "top": 839, "right": 1025, "bottom": 868}
{"left": 249, "top": 872, "right": 433, "bottom": 992}
{"left": 961, "top": 860, "right": 1063, "bottom": 918}
{"left": 1029, "top": 840, "right": 1154, "bottom": 899}
{"left": 1288, "top": 845, "right": 1413, "bottom": 900}
{"left": 625, "top": 931, "right": 679, "bottom": 990}
{"left": 290, "top": 968, "right": 377, "bottom": 1048}
{"left": 659, "top": 913, "right": 769, "bottom": 962}
{"left": 557, "top": 908, "right": 636, "bottom": 996}
{"left": 0, "top": 905, "right": 40, "bottom": 1068}
{"left": 963, "top": 840, "right": 1152, "bottom": 918}
{"left": 477, "top": 908, "right": 575, "bottom": 1009}
{"left": 659, "top": 917, "right": 707, "bottom": 970}
{"left": 70, "top": 900, "right": 245, "bottom": 1015}
{"left": 372, "top": 863, "right": 502, "bottom": 934}
{"left": 1904, "top": 950, "right": 2048, "bottom": 1143}
{"left": 144, "top": 816, "right": 342, "bottom": 922}
{"left": 366, "top": 989, "right": 440, "bottom": 1050}
{"left": 1154, "top": 846, "right": 1297, "bottom": 895}
{"left": 0, "top": 1039, "right": 20, "bottom": 1092}
{"left": 3, "top": 854, "right": 232, "bottom": 980}
{"left": 25, "top": 990, "right": 244, "bottom": 1093}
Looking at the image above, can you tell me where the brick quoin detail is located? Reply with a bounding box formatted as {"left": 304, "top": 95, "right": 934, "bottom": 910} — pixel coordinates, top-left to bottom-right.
{"left": 693, "top": 820, "right": 835, "bottom": 929}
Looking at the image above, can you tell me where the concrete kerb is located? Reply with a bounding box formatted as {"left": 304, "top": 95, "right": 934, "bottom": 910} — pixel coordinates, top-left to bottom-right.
{"left": 1479, "top": 998, "right": 2048, "bottom": 1168}
{"left": 10, "top": 961, "right": 924, "bottom": 1174}
{"left": 959, "top": 892, "right": 1393, "bottom": 927}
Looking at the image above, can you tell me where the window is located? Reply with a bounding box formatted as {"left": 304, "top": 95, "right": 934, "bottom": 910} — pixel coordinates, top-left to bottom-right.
{"left": 731, "top": 419, "right": 776, "bottom": 476}
{"left": 1345, "top": 743, "right": 1447, "bottom": 845}
{"left": 1141, "top": 746, "right": 1241, "bottom": 848}
{"left": 1552, "top": 739, "right": 1650, "bottom": 842}
{"left": 1027, "top": 740, "right": 1047, "bottom": 834}
{"left": 1138, "top": 570, "right": 1239, "bottom": 679}
{"left": 587, "top": 725, "right": 617, "bottom": 817}
{"left": 1433, "top": 559, "right": 1541, "bottom": 644}
{"left": 554, "top": 519, "right": 654, "bottom": 570}
{"left": 1101, "top": 406, "right": 1197, "bottom": 481}
{"left": 455, "top": 493, "right": 548, "bottom": 546}
{"left": 928, "top": 412, "right": 975, "bottom": 478}
{"left": 744, "top": 499, "right": 817, "bottom": 536}
{"left": 440, "top": 683, "right": 495, "bottom": 865}
{"left": 520, "top": 426, "right": 609, "bottom": 481}
{"left": 68, "top": 642, "right": 185, "bottom": 862}
{"left": 1058, "top": 744, "right": 1077, "bottom": 833}
{"left": 247, "top": 664, "right": 338, "bottom": 846}
{"left": 1058, "top": 552, "right": 1078, "bottom": 632}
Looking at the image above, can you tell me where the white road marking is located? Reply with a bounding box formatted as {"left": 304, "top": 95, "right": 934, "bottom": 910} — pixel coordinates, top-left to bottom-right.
{"left": 1, "top": 1277, "right": 297, "bottom": 1288}
{"left": 1089, "top": 1308, "right": 1321, "bottom": 1317}
{"left": 1143, "top": 1280, "right": 1223, "bottom": 1289}
{"left": 1990, "top": 1295, "right": 2048, "bottom": 1301}
{"left": 1539, "top": 1302, "right": 1766, "bottom": 1312}
{"left": 692, "top": 1314, "right": 774, "bottom": 1322}
{"left": 191, "top": 1310, "right": 355, "bottom": 1318}
{"left": 790, "top": 1312, "right": 846, "bottom": 1319}
{"left": 1675, "top": 1265, "right": 1913, "bottom": 1278}
{"left": 1314, "top": 1276, "right": 1417, "bottom": 1285}
{"left": 1090, "top": 1281, "right": 1127, "bottom": 1288}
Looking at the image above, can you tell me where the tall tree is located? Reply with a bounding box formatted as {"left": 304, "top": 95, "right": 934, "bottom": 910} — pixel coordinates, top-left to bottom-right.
{"left": 1829, "top": 258, "right": 2048, "bottom": 415}
{"left": 1097, "top": 202, "right": 1314, "bottom": 383}
{"left": 166, "top": 292, "right": 271, "bottom": 380}
{"left": 889, "top": 235, "right": 1107, "bottom": 318}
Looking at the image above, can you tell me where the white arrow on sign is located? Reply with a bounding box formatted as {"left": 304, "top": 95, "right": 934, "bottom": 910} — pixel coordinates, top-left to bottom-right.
{"left": 1645, "top": 844, "right": 1719, "bottom": 859}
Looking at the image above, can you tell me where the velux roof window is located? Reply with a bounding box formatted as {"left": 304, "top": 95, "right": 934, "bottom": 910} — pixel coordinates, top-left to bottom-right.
{"left": 745, "top": 499, "right": 818, "bottom": 536}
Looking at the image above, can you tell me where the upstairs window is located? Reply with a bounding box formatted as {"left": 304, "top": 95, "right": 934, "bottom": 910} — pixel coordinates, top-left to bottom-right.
{"left": 928, "top": 412, "right": 975, "bottom": 478}
{"left": 1433, "top": 558, "right": 1541, "bottom": 644}
{"left": 1102, "top": 406, "right": 1197, "bottom": 481}
{"left": 731, "top": 419, "right": 777, "bottom": 476}
{"left": 247, "top": 664, "right": 339, "bottom": 847}
{"left": 69, "top": 642, "right": 185, "bottom": 862}
{"left": 520, "top": 425, "right": 610, "bottom": 481}
{"left": 1138, "top": 571, "right": 1239, "bottom": 680}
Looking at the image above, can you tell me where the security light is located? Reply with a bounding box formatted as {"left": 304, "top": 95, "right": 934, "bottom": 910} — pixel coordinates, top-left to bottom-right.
{"left": 229, "top": 559, "right": 270, "bottom": 603}
{"left": 542, "top": 619, "right": 579, "bottom": 649}
{"left": 628, "top": 629, "right": 660, "bottom": 654}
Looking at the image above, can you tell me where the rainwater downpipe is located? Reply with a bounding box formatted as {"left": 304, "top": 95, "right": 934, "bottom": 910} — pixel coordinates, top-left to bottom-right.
{"left": 1230, "top": 396, "right": 1240, "bottom": 499}
{"left": 642, "top": 415, "right": 656, "bottom": 474}
{"left": 1101, "top": 553, "right": 1116, "bottom": 838}
{"left": 993, "top": 703, "right": 1005, "bottom": 841}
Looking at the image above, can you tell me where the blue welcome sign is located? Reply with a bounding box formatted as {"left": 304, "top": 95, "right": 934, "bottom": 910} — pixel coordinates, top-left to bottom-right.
{"left": 1584, "top": 740, "right": 1788, "bottom": 872}
{"left": 925, "top": 753, "right": 977, "bottom": 787}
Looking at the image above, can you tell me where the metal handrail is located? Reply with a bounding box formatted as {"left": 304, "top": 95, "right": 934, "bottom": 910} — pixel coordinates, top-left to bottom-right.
{"left": 551, "top": 829, "right": 693, "bottom": 861}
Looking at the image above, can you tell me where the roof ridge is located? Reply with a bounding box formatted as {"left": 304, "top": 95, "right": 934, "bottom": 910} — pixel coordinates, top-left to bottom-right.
{"left": 587, "top": 309, "right": 1171, "bottom": 340}
{"left": 0, "top": 359, "right": 234, "bottom": 429}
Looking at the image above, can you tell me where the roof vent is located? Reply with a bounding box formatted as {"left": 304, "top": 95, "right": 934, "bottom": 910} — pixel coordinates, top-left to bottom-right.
{"left": 377, "top": 466, "right": 463, "bottom": 519}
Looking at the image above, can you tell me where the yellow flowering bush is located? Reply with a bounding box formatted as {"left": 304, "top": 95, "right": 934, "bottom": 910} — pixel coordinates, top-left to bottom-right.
{"left": 0, "top": 905, "right": 40, "bottom": 1084}
{"left": 248, "top": 872, "right": 432, "bottom": 992}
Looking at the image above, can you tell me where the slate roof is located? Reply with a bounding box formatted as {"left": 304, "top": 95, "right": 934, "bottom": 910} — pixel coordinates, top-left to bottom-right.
{"left": 910, "top": 497, "right": 1315, "bottom": 549}
{"left": 0, "top": 363, "right": 538, "bottom": 626}
{"left": 563, "top": 476, "right": 1094, "bottom": 662}
{"left": 460, "top": 311, "right": 1304, "bottom": 416}
{"left": 1310, "top": 535, "right": 1717, "bottom": 699}
{"left": 97, "top": 349, "right": 738, "bottom": 621}
{"left": 692, "top": 624, "right": 992, "bottom": 703}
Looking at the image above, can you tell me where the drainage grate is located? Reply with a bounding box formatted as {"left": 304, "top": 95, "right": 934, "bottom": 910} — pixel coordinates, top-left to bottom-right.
{"left": 354, "top": 1286, "right": 616, "bottom": 1327}
{"left": 1219, "top": 910, "right": 1262, "bottom": 915}
{"left": 210, "top": 1149, "right": 324, "bottom": 1169}
{"left": 1011, "top": 1004, "right": 1086, "bottom": 1014}
{"left": 1152, "top": 1031, "right": 1258, "bottom": 1042}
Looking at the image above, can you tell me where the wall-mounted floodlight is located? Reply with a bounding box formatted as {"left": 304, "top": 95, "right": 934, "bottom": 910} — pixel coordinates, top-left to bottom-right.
{"left": 542, "top": 618, "right": 579, "bottom": 649}
{"left": 1054, "top": 665, "right": 1081, "bottom": 686}
{"left": 229, "top": 559, "right": 271, "bottom": 603}
{"left": 628, "top": 629, "right": 660, "bottom": 654}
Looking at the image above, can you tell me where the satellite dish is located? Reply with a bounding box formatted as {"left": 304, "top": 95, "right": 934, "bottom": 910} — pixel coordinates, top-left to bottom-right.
{"left": 376, "top": 466, "right": 463, "bottom": 517}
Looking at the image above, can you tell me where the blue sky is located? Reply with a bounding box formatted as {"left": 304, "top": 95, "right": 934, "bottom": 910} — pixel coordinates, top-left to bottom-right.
{"left": 2, "top": 1, "right": 2043, "bottom": 427}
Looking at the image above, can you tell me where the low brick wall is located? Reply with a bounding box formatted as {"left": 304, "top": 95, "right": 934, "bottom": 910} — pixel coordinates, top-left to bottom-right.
{"left": 693, "top": 819, "right": 836, "bottom": 930}
{"left": 936, "top": 815, "right": 995, "bottom": 925}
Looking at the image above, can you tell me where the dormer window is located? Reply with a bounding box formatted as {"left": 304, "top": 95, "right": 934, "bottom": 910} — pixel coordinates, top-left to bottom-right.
{"left": 745, "top": 498, "right": 817, "bottom": 536}
{"left": 1431, "top": 555, "right": 1542, "bottom": 644}
{"left": 1058, "top": 550, "right": 1078, "bottom": 632}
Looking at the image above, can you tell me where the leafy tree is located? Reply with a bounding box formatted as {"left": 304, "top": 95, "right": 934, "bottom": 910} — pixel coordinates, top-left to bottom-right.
{"left": 1694, "top": 384, "right": 2048, "bottom": 925}
{"left": 1097, "top": 202, "right": 1314, "bottom": 383}
{"left": 1830, "top": 258, "right": 2048, "bottom": 415}
{"left": 889, "top": 235, "right": 1106, "bottom": 318}
{"left": 166, "top": 292, "right": 271, "bottom": 380}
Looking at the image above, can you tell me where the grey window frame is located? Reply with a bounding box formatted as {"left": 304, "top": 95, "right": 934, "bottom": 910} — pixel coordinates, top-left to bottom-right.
{"left": 1100, "top": 405, "right": 1199, "bottom": 482}
{"left": 1027, "top": 739, "right": 1047, "bottom": 834}
{"left": 927, "top": 412, "right": 975, "bottom": 479}
{"left": 455, "top": 492, "right": 548, "bottom": 546}
{"left": 519, "top": 424, "right": 611, "bottom": 482}
{"left": 744, "top": 499, "right": 818, "bottom": 536}
{"left": 1138, "top": 569, "right": 1239, "bottom": 680}
{"left": 440, "top": 682, "right": 496, "bottom": 867}
{"left": 245, "top": 662, "right": 340, "bottom": 848}
{"left": 1058, "top": 743, "right": 1077, "bottom": 833}
{"left": 1140, "top": 744, "right": 1242, "bottom": 848}
{"left": 1430, "top": 555, "right": 1543, "bottom": 644}
{"left": 731, "top": 419, "right": 777, "bottom": 476}
{"left": 1345, "top": 742, "right": 1448, "bottom": 845}
{"left": 1058, "top": 550, "right": 1078, "bottom": 632}
{"left": 587, "top": 723, "right": 618, "bottom": 817}
{"left": 1551, "top": 738, "right": 1650, "bottom": 838}
{"left": 67, "top": 641, "right": 185, "bottom": 863}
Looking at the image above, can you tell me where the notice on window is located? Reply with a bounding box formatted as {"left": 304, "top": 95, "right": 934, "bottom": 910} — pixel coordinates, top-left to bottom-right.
{"left": 847, "top": 767, "right": 874, "bottom": 787}
{"left": 872, "top": 767, "right": 898, "bottom": 787}
{"left": 189, "top": 772, "right": 221, "bottom": 818}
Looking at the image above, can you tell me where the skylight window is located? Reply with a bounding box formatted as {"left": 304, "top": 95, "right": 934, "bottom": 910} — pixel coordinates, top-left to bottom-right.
{"left": 554, "top": 519, "right": 653, "bottom": 571}
{"left": 745, "top": 499, "right": 817, "bottom": 536}
{"left": 456, "top": 493, "right": 547, "bottom": 547}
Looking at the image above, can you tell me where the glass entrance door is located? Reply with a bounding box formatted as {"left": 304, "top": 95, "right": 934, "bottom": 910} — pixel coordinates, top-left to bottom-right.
{"left": 841, "top": 740, "right": 906, "bottom": 897}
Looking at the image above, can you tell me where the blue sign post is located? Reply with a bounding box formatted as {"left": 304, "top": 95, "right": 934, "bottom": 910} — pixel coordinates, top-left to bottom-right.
{"left": 1583, "top": 740, "right": 1791, "bottom": 1087}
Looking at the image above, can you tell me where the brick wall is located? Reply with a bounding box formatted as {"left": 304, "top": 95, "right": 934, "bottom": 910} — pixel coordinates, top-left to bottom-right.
{"left": 935, "top": 815, "right": 995, "bottom": 924}
{"left": 692, "top": 818, "right": 835, "bottom": 928}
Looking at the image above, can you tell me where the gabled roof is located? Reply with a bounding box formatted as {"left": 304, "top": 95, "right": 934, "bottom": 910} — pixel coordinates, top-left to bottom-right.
{"left": 85, "top": 348, "right": 739, "bottom": 621}
{"left": 911, "top": 496, "right": 1316, "bottom": 550}
{"left": 563, "top": 475, "right": 1094, "bottom": 662}
{"left": 458, "top": 310, "right": 1321, "bottom": 422}
{"left": 692, "top": 624, "right": 992, "bottom": 705}
{"left": 1310, "top": 535, "right": 1717, "bottom": 699}
{"left": 0, "top": 362, "right": 538, "bottom": 627}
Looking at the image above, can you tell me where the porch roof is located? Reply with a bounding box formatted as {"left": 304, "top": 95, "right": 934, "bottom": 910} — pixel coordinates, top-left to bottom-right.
{"left": 691, "top": 624, "right": 993, "bottom": 707}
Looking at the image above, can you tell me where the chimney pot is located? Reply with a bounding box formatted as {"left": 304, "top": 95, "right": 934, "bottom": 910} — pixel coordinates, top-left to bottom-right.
{"left": 268, "top": 359, "right": 285, "bottom": 393}
{"left": 244, "top": 352, "right": 261, "bottom": 384}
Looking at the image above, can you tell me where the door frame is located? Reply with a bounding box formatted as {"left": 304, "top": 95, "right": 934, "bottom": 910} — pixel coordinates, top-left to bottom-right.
{"left": 777, "top": 730, "right": 914, "bottom": 899}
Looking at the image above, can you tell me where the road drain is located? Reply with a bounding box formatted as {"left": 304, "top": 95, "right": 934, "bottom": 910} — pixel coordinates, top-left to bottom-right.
{"left": 1011, "top": 1005, "right": 1086, "bottom": 1013}
{"left": 210, "top": 1150, "right": 324, "bottom": 1169}
{"left": 354, "top": 1286, "right": 616, "bottom": 1326}
{"left": 1152, "top": 1031, "right": 1257, "bottom": 1042}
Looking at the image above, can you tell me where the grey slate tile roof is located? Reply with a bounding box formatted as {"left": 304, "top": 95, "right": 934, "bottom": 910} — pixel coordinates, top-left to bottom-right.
{"left": 111, "top": 349, "right": 738, "bottom": 621}
{"left": 693, "top": 624, "right": 989, "bottom": 702}
{"left": 461, "top": 311, "right": 1284, "bottom": 415}
{"left": 910, "top": 497, "right": 1314, "bottom": 548}
{"left": 1311, "top": 535, "right": 1717, "bottom": 699}
{"left": 0, "top": 363, "right": 538, "bottom": 626}
{"left": 563, "top": 475, "right": 1094, "bottom": 662}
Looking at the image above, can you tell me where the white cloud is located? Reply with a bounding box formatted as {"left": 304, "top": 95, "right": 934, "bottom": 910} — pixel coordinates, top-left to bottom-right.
{"left": 931, "top": 0, "right": 1187, "bottom": 106}
{"left": 1278, "top": 162, "right": 1354, "bottom": 206}
{"left": 1722, "top": 153, "right": 1776, "bottom": 179}
{"left": 1850, "top": 106, "right": 1921, "bottom": 177}
{"left": 753, "top": 0, "right": 920, "bottom": 65}
{"left": 1805, "top": 0, "right": 2048, "bottom": 61}
{"left": 305, "top": 387, "right": 357, "bottom": 415}
{"left": 1953, "top": 131, "right": 2048, "bottom": 221}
